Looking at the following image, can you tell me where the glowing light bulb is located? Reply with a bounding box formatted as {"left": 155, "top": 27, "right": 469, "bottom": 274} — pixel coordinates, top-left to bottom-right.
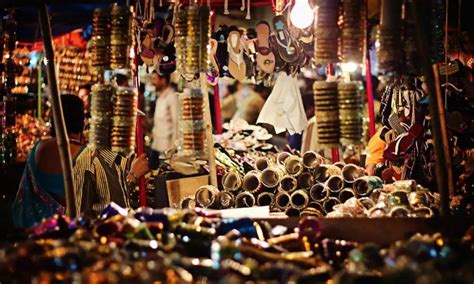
{"left": 341, "top": 62, "right": 358, "bottom": 73}
{"left": 290, "top": 0, "right": 314, "bottom": 29}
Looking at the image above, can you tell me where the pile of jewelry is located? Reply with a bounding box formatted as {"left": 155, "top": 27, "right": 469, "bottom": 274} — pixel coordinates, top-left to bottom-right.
{"left": 89, "top": 84, "right": 114, "bottom": 149}
{"left": 56, "top": 47, "right": 96, "bottom": 94}
{"left": 181, "top": 151, "right": 440, "bottom": 218}
{"left": 341, "top": 0, "right": 364, "bottom": 63}
{"left": 338, "top": 81, "right": 364, "bottom": 145}
{"left": 313, "top": 81, "right": 340, "bottom": 147}
{"left": 111, "top": 87, "right": 137, "bottom": 153}
{"left": 174, "top": 8, "right": 188, "bottom": 76}
{"left": 1, "top": 204, "right": 472, "bottom": 283}
{"left": 179, "top": 88, "right": 206, "bottom": 157}
{"left": 176, "top": 5, "right": 210, "bottom": 80}
{"left": 376, "top": 0, "right": 402, "bottom": 73}
{"left": 110, "top": 5, "right": 133, "bottom": 69}
{"left": 88, "top": 84, "right": 137, "bottom": 154}
{"left": 89, "top": 8, "right": 111, "bottom": 74}
{"left": 314, "top": 0, "right": 340, "bottom": 64}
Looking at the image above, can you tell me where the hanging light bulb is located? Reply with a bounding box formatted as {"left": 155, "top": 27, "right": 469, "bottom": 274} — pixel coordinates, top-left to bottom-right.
{"left": 290, "top": 0, "right": 314, "bottom": 29}
{"left": 341, "top": 62, "right": 359, "bottom": 73}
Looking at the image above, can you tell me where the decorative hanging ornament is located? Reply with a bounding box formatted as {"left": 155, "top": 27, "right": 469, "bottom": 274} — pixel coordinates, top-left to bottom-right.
{"left": 272, "top": 0, "right": 289, "bottom": 15}
{"left": 224, "top": 0, "right": 230, "bottom": 15}
{"left": 246, "top": 0, "right": 251, "bottom": 19}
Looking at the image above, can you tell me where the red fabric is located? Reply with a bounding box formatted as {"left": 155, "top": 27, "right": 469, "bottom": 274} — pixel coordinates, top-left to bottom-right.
{"left": 214, "top": 84, "right": 223, "bottom": 134}
{"left": 22, "top": 29, "right": 87, "bottom": 51}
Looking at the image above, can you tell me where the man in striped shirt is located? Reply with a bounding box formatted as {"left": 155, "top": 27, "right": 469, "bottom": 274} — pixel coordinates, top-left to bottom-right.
{"left": 73, "top": 147, "right": 148, "bottom": 218}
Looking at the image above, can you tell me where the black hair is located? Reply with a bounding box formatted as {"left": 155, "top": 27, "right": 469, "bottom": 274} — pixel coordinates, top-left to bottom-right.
{"left": 78, "top": 84, "right": 92, "bottom": 92}
{"left": 255, "top": 83, "right": 271, "bottom": 95}
{"left": 152, "top": 70, "right": 171, "bottom": 84}
{"left": 115, "top": 73, "right": 129, "bottom": 86}
{"left": 50, "top": 94, "right": 85, "bottom": 137}
{"left": 227, "top": 81, "right": 241, "bottom": 94}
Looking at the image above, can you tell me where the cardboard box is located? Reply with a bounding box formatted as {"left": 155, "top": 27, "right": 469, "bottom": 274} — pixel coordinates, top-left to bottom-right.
{"left": 154, "top": 173, "right": 209, "bottom": 208}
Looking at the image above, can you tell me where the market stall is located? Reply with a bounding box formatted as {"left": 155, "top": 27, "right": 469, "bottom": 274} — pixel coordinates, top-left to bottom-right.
{"left": 0, "top": 0, "right": 473, "bottom": 282}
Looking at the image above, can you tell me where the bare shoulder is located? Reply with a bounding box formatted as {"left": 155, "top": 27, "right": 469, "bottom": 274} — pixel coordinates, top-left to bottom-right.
{"left": 35, "top": 138, "right": 57, "bottom": 159}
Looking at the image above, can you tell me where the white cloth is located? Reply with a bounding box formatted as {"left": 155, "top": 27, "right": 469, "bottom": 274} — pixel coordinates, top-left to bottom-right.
{"left": 257, "top": 72, "right": 308, "bottom": 134}
{"left": 151, "top": 87, "right": 179, "bottom": 152}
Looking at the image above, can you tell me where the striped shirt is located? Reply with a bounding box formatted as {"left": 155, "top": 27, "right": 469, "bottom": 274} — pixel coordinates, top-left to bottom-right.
{"left": 73, "top": 146, "right": 132, "bottom": 218}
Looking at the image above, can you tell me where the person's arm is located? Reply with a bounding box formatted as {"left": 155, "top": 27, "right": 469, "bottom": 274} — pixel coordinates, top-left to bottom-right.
{"left": 125, "top": 153, "right": 149, "bottom": 187}
{"left": 168, "top": 91, "right": 180, "bottom": 147}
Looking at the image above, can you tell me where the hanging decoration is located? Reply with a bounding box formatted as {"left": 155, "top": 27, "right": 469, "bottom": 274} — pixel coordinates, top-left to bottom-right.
{"left": 376, "top": 0, "right": 402, "bottom": 74}
{"left": 313, "top": 81, "right": 339, "bottom": 147}
{"left": 110, "top": 5, "right": 134, "bottom": 70}
{"left": 341, "top": 0, "right": 364, "bottom": 64}
{"left": 338, "top": 81, "right": 364, "bottom": 145}
{"left": 89, "top": 84, "right": 114, "bottom": 149}
{"left": 179, "top": 88, "right": 206, "bottom": 157}
{"left": 89, "top": 8, "right": 111, "bottom": 75}
{"left": 174, "top": 5, "right": 210, "bottom": 81}
{"left": 313, "top": 0, "right": 339, "bottom": 64}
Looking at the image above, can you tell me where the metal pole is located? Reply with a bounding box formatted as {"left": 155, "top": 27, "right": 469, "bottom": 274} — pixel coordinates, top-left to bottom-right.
{"left": 411, "top": 0, "right": 453, "bottom": 216}
{"left": 38, "top": 4, "right": 76, "bottom": 217}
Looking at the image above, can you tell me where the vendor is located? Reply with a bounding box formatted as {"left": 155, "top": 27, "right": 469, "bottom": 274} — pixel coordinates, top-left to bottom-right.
{"left": 365, "top": 130, "right": 387, "bottom": 176}
{"left": 240, "top": 84, "right": 270, "bottom": 125}
{"left": 12, "top": 95, "right": 86, "bottom": 228}
{"left": 150, "top": 71, "right": 178, "bottom": 169}
{"left": 73, "top": 149, "right": 148, "bottom": 218}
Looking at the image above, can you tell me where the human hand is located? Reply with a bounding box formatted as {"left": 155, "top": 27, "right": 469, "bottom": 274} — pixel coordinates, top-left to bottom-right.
{"left": 129, "top": 153, "right": 149, "bottom": 181}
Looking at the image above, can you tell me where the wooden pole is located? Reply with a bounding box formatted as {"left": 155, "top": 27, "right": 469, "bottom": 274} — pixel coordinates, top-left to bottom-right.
{"left": 411, "top": 0, "right": 453, "bottom": 216}
{"left": 38, "top": 4, "right": 76, "bottom": 217}
{"left": 37, "top": 53, "right": 43, "bottom": 119}
{"left": 200, "top": 73, "right": 218, "bottom": 187}
{"left": 132, "top": 44, "right": 147, "bottom": 207}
